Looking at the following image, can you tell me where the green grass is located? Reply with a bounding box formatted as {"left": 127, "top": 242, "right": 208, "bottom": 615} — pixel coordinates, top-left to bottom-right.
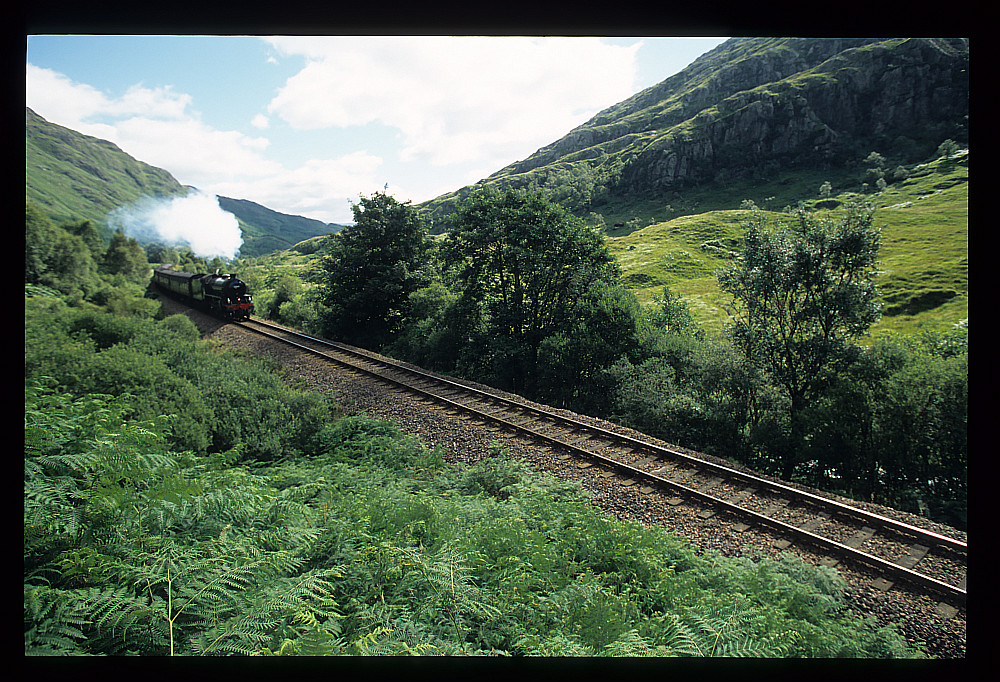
{"left": 249, "top": 155, "right": 968, "bottom": 342}
{"left": 608, "top": 155, "right": 969, "bottom": 339}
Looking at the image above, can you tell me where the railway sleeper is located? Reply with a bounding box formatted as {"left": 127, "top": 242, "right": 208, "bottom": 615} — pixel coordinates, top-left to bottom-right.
{"left": 894, "top": 544, "right": 931, "bottom": 570}
{"left": 770, "top": 512, "right": 830, "bottom": 550}
{"left": 584, "top": 441, "right": 613, "bottom": 454}
{"left": 237, "top": 318, "right": 969, "bottom": 614}
{"left": 697, "top": 476, "right": 724, "bottom": 493}
{"left": 797, "top": 512, "right": 831, "bottom": 534}
{"left": 845, "top": 527, "right": 877, "bottom": 549}
{"left": 726, "top": 488, "right": 756, "bottom": 506}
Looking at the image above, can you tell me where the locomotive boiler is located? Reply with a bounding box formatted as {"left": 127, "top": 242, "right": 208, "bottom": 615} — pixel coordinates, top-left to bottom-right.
{"left": 153, "top": 265, "right": 255, "bottom": 320}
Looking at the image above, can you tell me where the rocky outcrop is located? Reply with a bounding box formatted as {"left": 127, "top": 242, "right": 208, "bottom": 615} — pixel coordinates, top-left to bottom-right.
{"left": 422, "top": 37, "right": 967, "bottom": 215}
{"left": 616, "top": 38, "right": 968, "bottom": 195}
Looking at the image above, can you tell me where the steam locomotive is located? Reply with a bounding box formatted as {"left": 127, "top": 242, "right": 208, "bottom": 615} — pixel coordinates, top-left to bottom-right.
{"left": 153, "top": 265, "right": 255, "bottom": 320}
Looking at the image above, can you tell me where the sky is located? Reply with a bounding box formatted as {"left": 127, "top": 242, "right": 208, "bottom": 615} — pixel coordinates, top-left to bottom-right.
{"left": 26, "top": 35, "right": 729, "bottom": 228}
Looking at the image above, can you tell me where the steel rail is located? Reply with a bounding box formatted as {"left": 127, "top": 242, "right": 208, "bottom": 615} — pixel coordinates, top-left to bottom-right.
{"left": 245, "top": 320, "right": 966, "bottom": 553}
{"left": 237, "top": 318, "right": 967, "bottom": 604}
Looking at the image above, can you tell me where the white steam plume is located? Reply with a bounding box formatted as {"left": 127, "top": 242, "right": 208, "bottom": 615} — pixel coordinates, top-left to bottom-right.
{"left": 107, "top": 190, "right": 243, "bottom": 259}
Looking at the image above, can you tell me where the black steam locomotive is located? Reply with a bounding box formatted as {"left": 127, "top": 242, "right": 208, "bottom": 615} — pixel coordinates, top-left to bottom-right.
{"left": 153, "top": 265, "right": 255, "bottom": 320}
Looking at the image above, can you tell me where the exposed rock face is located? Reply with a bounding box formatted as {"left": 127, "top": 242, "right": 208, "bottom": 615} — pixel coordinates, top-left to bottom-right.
{"left": 616, "top": 38, "right": 968, "bottom": 194}
{"left": 420, "top": 37, "right": 968, "bottom": 219}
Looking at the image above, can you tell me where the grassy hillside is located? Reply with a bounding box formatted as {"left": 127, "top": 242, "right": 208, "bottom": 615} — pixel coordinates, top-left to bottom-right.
{"left": 25, "top": 108, "right": 185, "bottom": 231}
{"left": 607, "top": 153, "right": 968, "bottom": 338}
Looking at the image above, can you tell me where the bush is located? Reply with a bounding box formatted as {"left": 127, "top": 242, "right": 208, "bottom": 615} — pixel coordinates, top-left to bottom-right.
{"left": 24, "top": 335, "right": 925, "bottom": 658}
{"left": 25, "top": 297, "right": 339, "bottom": 460}
{"left": 313, "top": 416, "right": 431, "bottom": 470}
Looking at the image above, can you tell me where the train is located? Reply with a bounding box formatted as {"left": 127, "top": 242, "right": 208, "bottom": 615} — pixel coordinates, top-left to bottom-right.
{"left": 153, "top": 265, "right": 255, "bottom": 320}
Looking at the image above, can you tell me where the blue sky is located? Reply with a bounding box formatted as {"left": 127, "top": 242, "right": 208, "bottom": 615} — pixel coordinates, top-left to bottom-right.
{"left": 26, "top": 35, "right": 728, "bottom": 226}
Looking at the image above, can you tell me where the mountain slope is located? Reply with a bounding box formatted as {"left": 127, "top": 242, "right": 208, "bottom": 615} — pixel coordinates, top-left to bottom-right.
{"left": 26, "top": 107, "right": 185, "bottom": 230}
{"left": 416, "top": 37, "right": 968, "bottom": 230}
{"left": 25, "top": 108, "right": 342, "bottom": 257}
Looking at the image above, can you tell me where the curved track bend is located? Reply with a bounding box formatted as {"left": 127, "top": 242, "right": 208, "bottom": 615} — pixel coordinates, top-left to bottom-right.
{"left": 236, "top": 317, "right": 967, "bottom": 612}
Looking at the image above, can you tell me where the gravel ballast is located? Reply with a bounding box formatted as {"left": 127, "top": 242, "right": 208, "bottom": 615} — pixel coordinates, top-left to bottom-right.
{"left": 164, "top": 300, "right": 967, "bottom": 659}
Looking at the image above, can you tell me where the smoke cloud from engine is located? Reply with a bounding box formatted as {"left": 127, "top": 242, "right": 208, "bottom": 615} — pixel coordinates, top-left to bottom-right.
{"left": 107, "top": 191, "right": 243, "bottom": 259}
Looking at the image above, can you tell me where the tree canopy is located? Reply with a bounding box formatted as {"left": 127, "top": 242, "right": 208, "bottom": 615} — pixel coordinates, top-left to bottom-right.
{"left": 312, "top": 192, "right": 432, "bottom": 350}
{"left": 718, "top": 202, "right": 882, "bottom": 478}
{"left": 441, "top": 186, "right": 621, "bottom": 393}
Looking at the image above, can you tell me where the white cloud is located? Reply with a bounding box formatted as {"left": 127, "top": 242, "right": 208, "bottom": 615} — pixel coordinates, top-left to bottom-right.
{"left": 26, "top": 64, "right": 193, "bottom": 129}
{"left": 26, "top": 64, "right": 113, "bottom": 129}
{"left": 112, "top": 117, "right": 277, "bottom": 185}
{"left": 264, "top": 36, "right": 640, "bottom": 169}
{"left": 207, "top": 151, "right": 385, "bottom": 224}
{"left": 26, "top": 37, "right": 644, "bottom": 229}
{"left": 110, "top": 83, "right": 193, "bottom": 120}
{"left": 27, "top": 62, "right": 267, "bottom": 185}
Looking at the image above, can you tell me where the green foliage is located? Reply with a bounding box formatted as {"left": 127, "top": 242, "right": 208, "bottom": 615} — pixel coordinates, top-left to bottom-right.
{"left": 718, "top": 201, "right": 882, "bottom": 478}
{"left": 384, "top": 281, "right": 459, "bottom": 369}
{"left": 313, "top": 191, "right": 433, "bottom": 350}
{"left": 102, "top": 231, "right": 151, "bottom": 284}
{"left": 261, "top": 273, "right": 302, "bottom": 320}
{"left": 313, "top": 416, "right": 438, "bottom": 471}
{"left": 937, "top": 138, "right": 959, "bottom": 160}
{"left": 868, "top": 335, "right": 967, "bottom": 524}
{"left": 24, "top": 382, "right": 345, "bottom": 656}
{"left": 533, "top": 281, "right": 649, "bottom": 413}
{"left": 442, "top": 186, "right": 621, "bottom": 394}
{"left": 26, "top": 202, "right": 101, "bottom": 299}
{"left": 25, "top": 295, "right": 339, "bottom": 459}
{"left": 24, "top": 327, "right": 924, "bottom": 658}
{"left": 459, "top": 453, "right": 530, "bottom": 500}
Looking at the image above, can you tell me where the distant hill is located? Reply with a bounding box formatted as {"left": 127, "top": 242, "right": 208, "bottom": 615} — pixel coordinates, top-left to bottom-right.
{"left": 416, "top": 37, "right": 968, "bottom": 231}
{"left": 217, "top": 196, "right": 344, "bottom": 257}
{"left": 25, "top": 107, "right": 343, "bottom": 257}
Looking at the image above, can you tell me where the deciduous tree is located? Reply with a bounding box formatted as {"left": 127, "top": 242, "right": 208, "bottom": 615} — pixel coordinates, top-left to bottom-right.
{"left": 102, "top": 231, "right": 150, "bottom": 285}
{"left": 442, "top": 186, "right": 620, "bottom": 394}
{"left": 313, "top": 192, "right": 432, "bottom": 350}
{"left": 718, "top": 202, "right": 882, "bottom": 479}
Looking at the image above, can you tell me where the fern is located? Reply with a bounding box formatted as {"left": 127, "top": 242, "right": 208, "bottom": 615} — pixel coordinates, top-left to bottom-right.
{"left": 515, "top": 631, "right": 594, "bottom": 656}
{"left": 395, "top": 544, "right": 500, "bottom": 647}
{"left": 24, "top": 586, "right": 90, "bottom": 655}
{"left": 347, "top": 626, "right": 438, "bottom": 656}
{"left": 601, "top": 629, "right": 672, "bottom": 657}
{"left": 24, "top": 583, "right": 162, "bottom": 655}
{"left": 191, "top": 566, "right": 344, "bottom": 655}
{"left": 24, "top": 376, "right": 922, "bottom": 658}
{"left": 677, "top": 596, "right": 794, "bottom": 657}
{"left": 653, "top": 612, "right": 703, "bottom": 656}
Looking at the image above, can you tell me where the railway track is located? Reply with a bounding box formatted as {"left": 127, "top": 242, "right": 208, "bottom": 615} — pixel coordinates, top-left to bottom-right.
{"left": 236, "top": 317, "right": 967, "bottom": 614}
